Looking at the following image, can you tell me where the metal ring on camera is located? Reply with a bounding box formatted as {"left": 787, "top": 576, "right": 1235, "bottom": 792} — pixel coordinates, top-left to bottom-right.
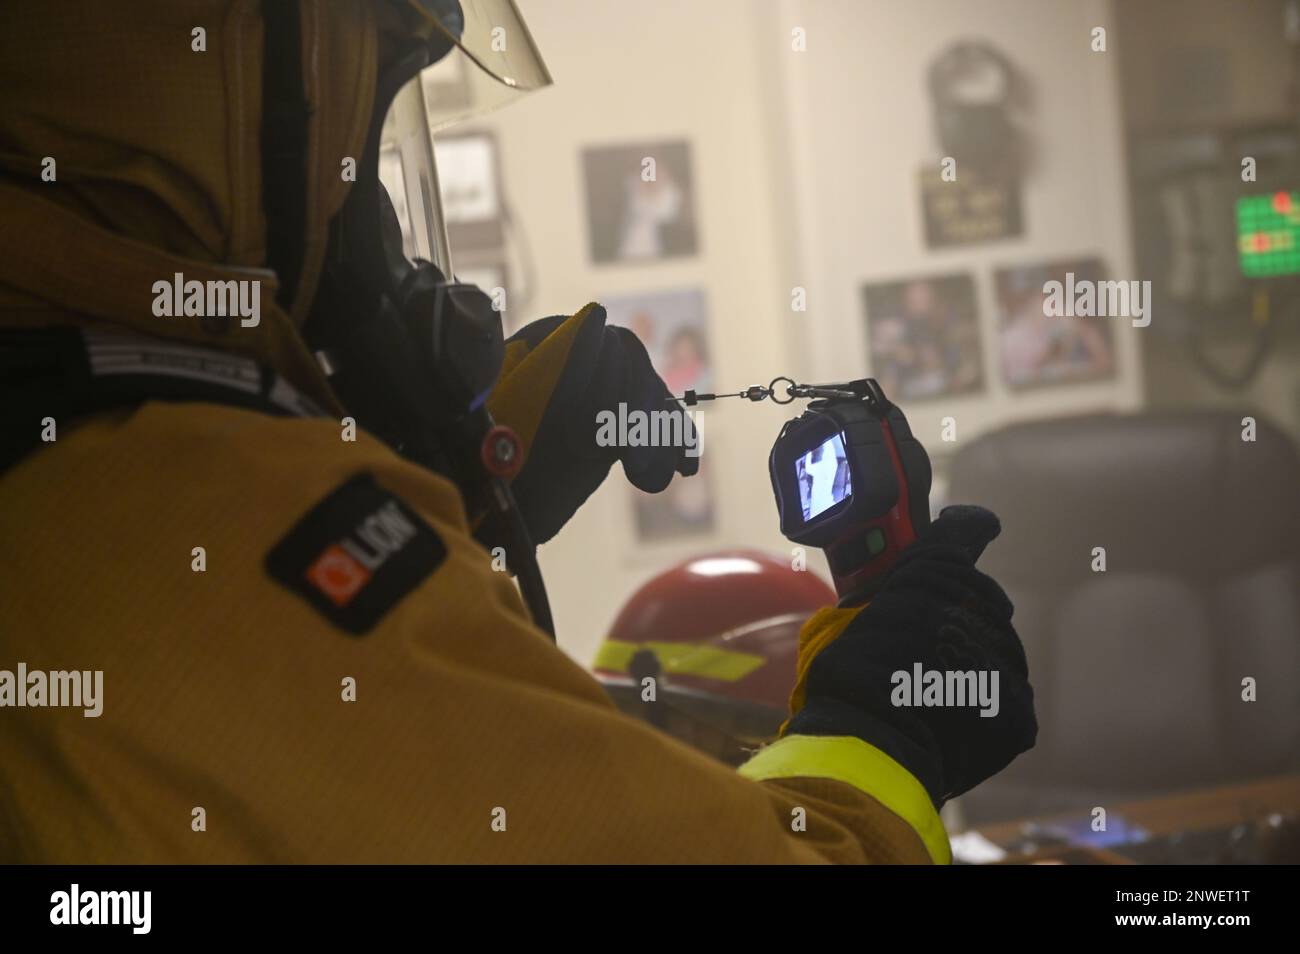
{"left": 769, "top": 376, "right": 797, "bottom": 405}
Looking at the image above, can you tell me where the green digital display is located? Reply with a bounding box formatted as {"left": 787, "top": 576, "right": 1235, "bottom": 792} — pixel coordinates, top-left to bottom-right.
{"left": 1237, "top": 191, "right": 1300, "bottom": 278}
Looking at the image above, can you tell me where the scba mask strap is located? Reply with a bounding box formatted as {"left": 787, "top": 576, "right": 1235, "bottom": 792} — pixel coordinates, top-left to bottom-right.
{"left": 308, "top": 112, "right": 506, "bottom": 484}
{"left": 0, "top": 327, "right": 327, "bottom": 477}
{"left": 297, "top": 8, "right": 552, "bottom": 637}
{"left": 394, "top": 259, "right": 505, "bottom": 416}
{"left": 310, "top": 195, "right": 553, "bottom": 640}
{"left": 300, "top": 0, "right": 487, "bottom": 459}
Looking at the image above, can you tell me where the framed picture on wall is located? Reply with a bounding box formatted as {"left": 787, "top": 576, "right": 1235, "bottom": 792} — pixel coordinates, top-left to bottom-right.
{"left": 632, "top": 460, "right": 715, "bottom": 542}
{"left": 603, "top": 288, "right": 713, "bottom": 541}
{"left": 993, "top": 258, "right": 1116, "bottom": 390}
{"left": 433, "top": 130, "right": 505, "bottom": 251}
{"left": 918, "top": 165, "right": 1024, "bottom": 248}
{"left": 862, "top": 273, "right": 984, "bottom": 401}
{"left": 581, "top": 140, "right": 699, "bottom": 264}
{"left": 602, "top": 288, "right": 712, "bottom": 396}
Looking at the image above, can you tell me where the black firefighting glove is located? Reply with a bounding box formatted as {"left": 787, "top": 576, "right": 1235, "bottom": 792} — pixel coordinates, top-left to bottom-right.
{"left": 484, "top": 303, "right": 699, "bottom": 545}
{"left": 785, "top": 505, "right": 1037, "bottom": 806}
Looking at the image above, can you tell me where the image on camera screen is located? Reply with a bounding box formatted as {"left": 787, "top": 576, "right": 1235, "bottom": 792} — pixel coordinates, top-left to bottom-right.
{"left": 795, "top": 433, "right": 852, "bottom": 522}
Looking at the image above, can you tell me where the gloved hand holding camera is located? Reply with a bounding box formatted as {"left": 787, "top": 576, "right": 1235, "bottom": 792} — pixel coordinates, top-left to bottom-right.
{"left": 486, "top": 303, "right": 698, "bottom": 545}
{"left": 784, "top": 505, "right": 1037, "bottom": 806}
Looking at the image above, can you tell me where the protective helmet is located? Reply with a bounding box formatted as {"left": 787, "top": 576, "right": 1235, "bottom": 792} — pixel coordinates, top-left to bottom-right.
{"left": 369, "top": 0, "right": 552, "bottom": 282}
{"left": 594, "top": 550, "right": 836, "bottom": 764}
{"left": 0, "top": 1, "right": 550, "bottom": 405}
{"left": 301, "top": 0, "right": 555, "bottom": 453}
{"left": 0, "top": 1, "right": 558, "bottom": 630}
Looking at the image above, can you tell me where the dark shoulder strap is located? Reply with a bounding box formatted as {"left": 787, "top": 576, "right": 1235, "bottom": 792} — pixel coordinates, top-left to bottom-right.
{"left": 0, "top": 327, "right": 326, "bottom": 474}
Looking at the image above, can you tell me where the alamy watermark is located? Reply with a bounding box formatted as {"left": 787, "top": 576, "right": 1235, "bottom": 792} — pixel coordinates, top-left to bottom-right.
{"left": 0, "top": 663, "right": 103, "bottom": 717}
{"left": 595, "top": 402, "right": 702, "bottom": 458}
{"left": 151, "top": 272, "right": 261, "bottom": 327}
{"left": 891, "top": 663, "right": 999, "bottom": 717}
{"left": 1043, "top": 272, "right": 1151, "bottom": 328}
{"left": 50, "top": 884, "right": 150, "bottom": 934}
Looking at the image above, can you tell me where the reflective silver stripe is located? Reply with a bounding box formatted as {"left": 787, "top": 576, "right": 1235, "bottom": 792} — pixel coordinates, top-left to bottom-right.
{"left": 86, "top": 334, "right": 260, "bottom": 392}
{"left": 82, "top": 330, "right": 323, "bottom": 417}
{"left": 267, "top": 374, "right": 324, "bottom": 418}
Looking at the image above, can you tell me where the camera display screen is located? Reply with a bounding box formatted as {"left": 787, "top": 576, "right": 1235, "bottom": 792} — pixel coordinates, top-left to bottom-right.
{"left": 795, "top": 433, "right": 851, "bottom": 522}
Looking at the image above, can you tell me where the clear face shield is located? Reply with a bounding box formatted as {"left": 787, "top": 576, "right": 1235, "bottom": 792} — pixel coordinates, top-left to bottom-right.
{"left": 377, "top": 0, "right": 551, "bottom": 281}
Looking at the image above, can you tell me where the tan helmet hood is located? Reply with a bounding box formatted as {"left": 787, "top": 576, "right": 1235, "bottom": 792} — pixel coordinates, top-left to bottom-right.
{"left": 0, "top": 0, "right": 384, "bottom": 409}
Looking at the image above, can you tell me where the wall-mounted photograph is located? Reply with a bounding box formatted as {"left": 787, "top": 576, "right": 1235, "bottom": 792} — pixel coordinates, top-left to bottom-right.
{"left": 433, "top": 130, "right": 505, "bottom": 251}
{"left": 993, "top": 258, "right": 1116, "bottom": 389}
{"left": 603, "top": 288, "right": 713, "bottom": 541}
{"left": 602, "top": 288, "right": 712, "bottom": 396}
{"left": 862, "top": 273, "right": 984, "bottom": 400}
{"left": 633, "top": 458, "right": 715, "bottom": 542}
{"left": 918, "top": 166, "right": 1024, "bottom": 248}
{"left": 582, "top": 140, "right": 698, "bottom": 264}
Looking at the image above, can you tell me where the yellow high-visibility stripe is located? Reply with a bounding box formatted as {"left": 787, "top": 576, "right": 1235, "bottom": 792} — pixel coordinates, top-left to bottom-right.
{"left": 593, "top": 639, "right": 766, "bottom": 682}
{"left": 739, "top": 734, "right": 951, "bottom": 865}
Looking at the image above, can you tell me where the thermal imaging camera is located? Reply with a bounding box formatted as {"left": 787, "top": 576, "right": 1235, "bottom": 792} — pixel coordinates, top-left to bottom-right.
{"left": 768, "top": 379, "right": 931, "bottom": 603}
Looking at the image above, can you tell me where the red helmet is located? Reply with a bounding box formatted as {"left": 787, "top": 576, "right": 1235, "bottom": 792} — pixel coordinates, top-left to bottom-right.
{"left": 594, "top": 549, "right": 835, "bottom": 763}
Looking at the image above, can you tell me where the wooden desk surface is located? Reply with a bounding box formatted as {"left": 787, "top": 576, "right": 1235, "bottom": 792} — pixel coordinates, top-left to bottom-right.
{"left": 975, "top": 774, "right": 1300, "bottom": 850}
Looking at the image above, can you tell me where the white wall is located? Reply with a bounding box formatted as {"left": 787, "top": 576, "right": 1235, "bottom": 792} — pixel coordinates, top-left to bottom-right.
{"left": 454, "top": 0, "right": 1139, "bottom": 662}
{"left": 466, "top": 0, "right": 803, "bottom": 662}
{"left": 774, "top": 0, "right": 1142, "bottom": 463}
